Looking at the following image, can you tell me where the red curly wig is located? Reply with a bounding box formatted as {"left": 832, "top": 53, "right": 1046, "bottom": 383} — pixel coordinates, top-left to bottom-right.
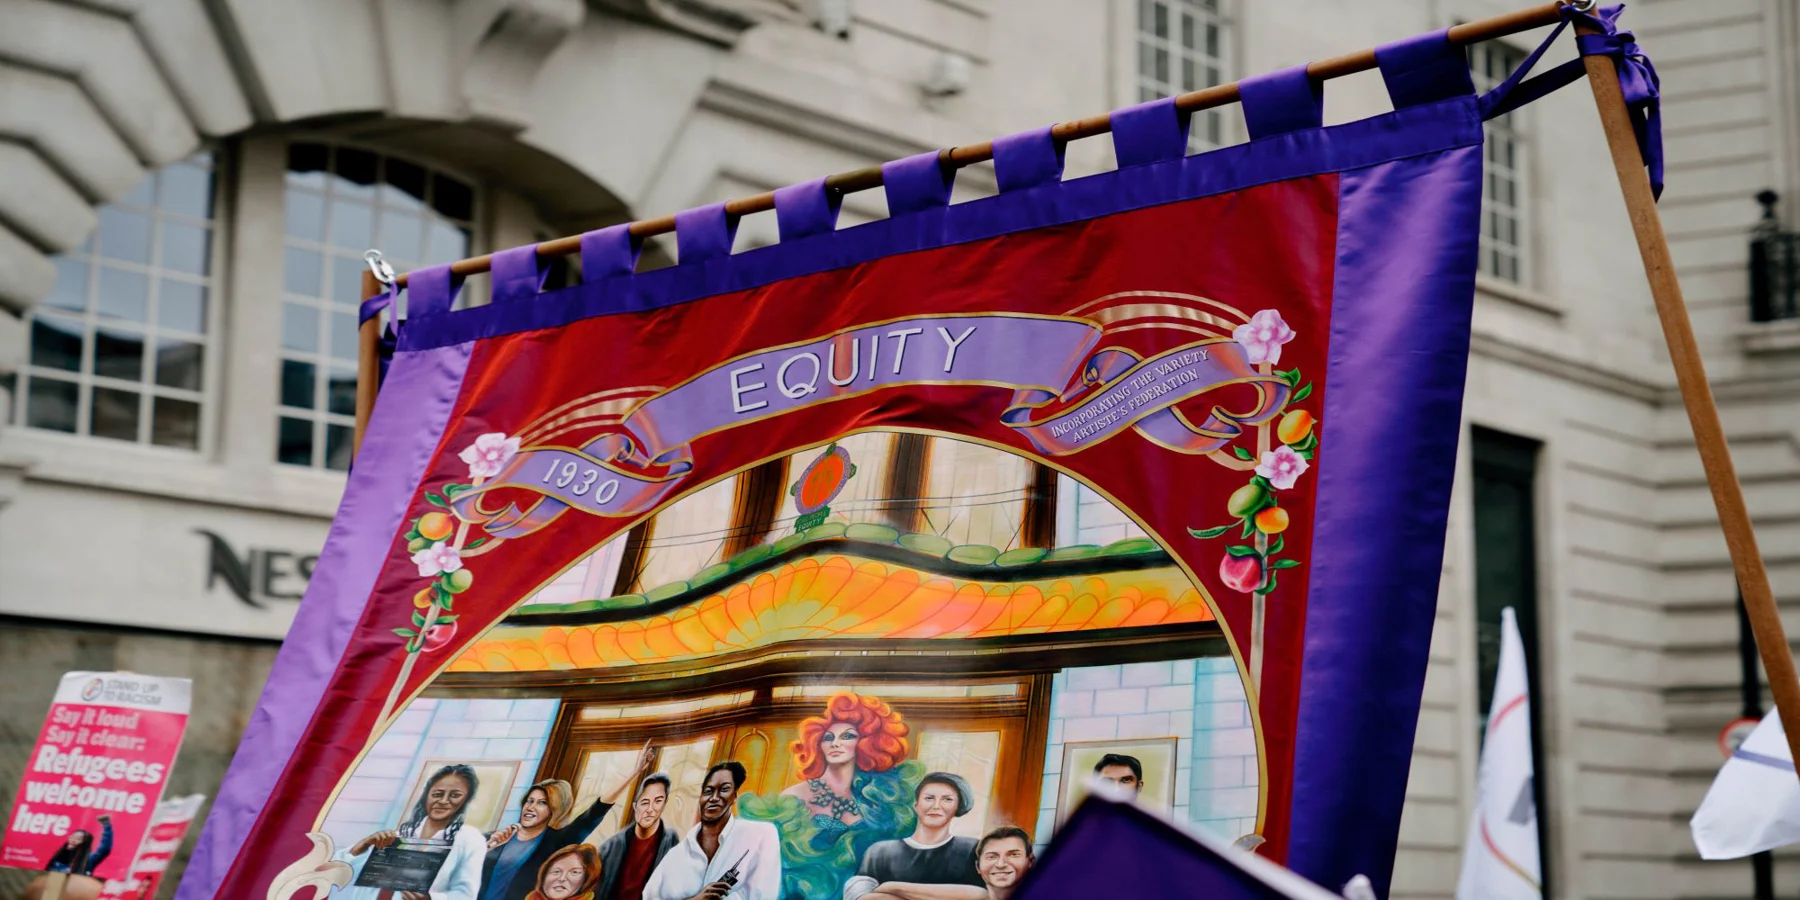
{"left": 790, "top": 692, "right": 910, "bottom": 780}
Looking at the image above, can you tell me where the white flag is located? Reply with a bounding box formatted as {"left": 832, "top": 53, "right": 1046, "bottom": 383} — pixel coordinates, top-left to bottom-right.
{"left": 1455, "top": 607, "right": 1541, "bottom": 900}
{"left": 1691, "top": 710, "right": 1800, "bottom": 859}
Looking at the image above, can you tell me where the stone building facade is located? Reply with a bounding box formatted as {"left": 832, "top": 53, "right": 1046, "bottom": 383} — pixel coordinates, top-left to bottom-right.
{"left": 0, "top": 1, "right": 1794, "bottom": 898}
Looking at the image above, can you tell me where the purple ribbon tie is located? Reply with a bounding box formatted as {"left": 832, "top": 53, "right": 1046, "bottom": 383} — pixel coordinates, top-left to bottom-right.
{"left": 1477, "top": 4, "right": 1661, "bottom": 199}
{"left": 1576, "top": 7, "right": 1661, "bottom": 199}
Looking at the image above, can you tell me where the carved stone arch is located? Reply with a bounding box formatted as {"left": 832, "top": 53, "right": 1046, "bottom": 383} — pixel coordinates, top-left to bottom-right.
{"left": 283, "top": 117, "right": 637, "bottom": 238}
{"left": 0, "top": 0, "right": 797, "bottom": 314}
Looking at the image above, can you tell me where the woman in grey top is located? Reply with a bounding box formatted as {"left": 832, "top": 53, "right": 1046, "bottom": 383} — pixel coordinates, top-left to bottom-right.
{"left": 842, "top": 773, "right": 985, "bottom": 900}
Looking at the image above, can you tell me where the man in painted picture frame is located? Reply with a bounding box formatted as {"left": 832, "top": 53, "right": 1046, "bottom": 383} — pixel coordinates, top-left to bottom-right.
{"left": 1092, "top": 754, "right": 1145, "bottom": 801}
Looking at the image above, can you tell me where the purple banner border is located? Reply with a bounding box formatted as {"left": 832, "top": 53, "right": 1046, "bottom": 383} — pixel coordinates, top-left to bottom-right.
{"left": 1286, "top": 146, "right": 1482, "bottom": 895}
{"left": 178, "top": 342, "right": 474, "bottom": 900}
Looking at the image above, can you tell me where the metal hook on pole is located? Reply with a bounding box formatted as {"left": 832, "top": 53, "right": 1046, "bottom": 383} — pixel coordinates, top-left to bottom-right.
{"left": 364, "top": 249, "right": 396, "bottom": 291}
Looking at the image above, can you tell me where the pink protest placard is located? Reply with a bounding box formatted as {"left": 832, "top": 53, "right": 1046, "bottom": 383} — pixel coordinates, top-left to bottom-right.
{"left": 2, "top": 672, "right": 191, "bottom": 883}
{"left": 97, "top": 794, "right": 206, "bottom": 900}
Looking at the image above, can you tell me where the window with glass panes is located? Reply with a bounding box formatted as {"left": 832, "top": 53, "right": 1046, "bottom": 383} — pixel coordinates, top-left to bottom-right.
{"left": 1469, "top": 41, "right": 1527, "bottom": 282}
{"left": 16, "top": 153, "right": 218, "bottom": 449}
{"left": 279, "top": 144, "right": 473, "bottom": 470}
{"left": 1136, "top": 0, "right": 1226, "bottom": 152}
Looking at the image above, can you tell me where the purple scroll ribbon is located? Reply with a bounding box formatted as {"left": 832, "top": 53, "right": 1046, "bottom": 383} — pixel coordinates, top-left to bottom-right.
{"left": 452, "top": 313, "right": 1289, "bottom": 539}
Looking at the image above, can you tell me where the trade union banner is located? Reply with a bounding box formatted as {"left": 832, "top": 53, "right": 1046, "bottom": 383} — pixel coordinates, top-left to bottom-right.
{"left": 183, "top": 29, "right": 1490, "bottom": 900}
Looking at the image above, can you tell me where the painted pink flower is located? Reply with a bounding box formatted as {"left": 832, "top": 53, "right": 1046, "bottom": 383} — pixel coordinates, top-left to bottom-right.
{"left": 1233, "top": 309, "right": 1296, "bottom": 366}
{"left": 1256, "top": 445, "right": 1309, "bottom": 490}
{"left": 459, "top": 432, "right": 521, "bottom": 480}
{"left": 412, "top": 541, "right": 463, "bottom": 577}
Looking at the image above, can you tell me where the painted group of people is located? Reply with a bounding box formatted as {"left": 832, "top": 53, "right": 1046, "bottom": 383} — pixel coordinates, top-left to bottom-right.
{"left": 331, "top": 690, "right": 1155, "bottom": 900}
{"left": 734, "top": 693, "right": 1043, "bottom": 900}
{"left": 332, "top": 743, "right": 782, "bottom": 900}
{"left": 333, "top": 743, "right": 670, "bottom": 900}
{"left": 837, "top": 773, "right": 1036, "bottom": 900}
{"left": 333, "top": 750, "right": 1036, "bottom": 900}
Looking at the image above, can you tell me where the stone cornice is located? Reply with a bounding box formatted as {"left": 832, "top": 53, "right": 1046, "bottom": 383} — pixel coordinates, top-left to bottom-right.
{"left": 1469, "top": 331, "right": 1665, "bottom": 403}
{"left": 458, "top": 0, "right": 587, "bottom": 131}
{"left": 697, "top": 72, "right": 1000, "bottom": 195}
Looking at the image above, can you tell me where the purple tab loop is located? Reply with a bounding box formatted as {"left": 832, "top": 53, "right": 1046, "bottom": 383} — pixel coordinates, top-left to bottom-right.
{"left": 1475, "top": 11, "right": 1579, "bottom": 122}
{"left": 1110, "top": 97, "right": 1188, "bottom": 168}
{"left": 405, "top": 264, "right": 459, "bottom": 319}
{"left": 1240, "top": 65, "right": 1323, "bottom": 140}
{"left": 774, "top": 178, "right": 842, "bottom": 241}
{"left": 579, "top": 224, "right": 642, "bottom": 281}
{"left": 1375, "top": 29, "right": 1474, "bottom": 109}
{"left": 490, "top": 244, "right": 549, "bottom": 304}
{"left": 882, "top": 151, "right": 955, "bottom": 216}
{"left": 993, "top": 126, "right": 1066, "bottom": 192}
{"left": 675, "top": 203, "right": 738, "bottom": 264}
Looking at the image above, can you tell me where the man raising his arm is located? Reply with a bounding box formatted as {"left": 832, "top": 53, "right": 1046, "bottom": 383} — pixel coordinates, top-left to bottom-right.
{"left": 596, "top": 773, "right": 680, "bottom": 900}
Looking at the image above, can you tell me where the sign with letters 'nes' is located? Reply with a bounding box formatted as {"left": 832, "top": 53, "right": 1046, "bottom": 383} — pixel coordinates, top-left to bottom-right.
{"left": 2, "top": 672, "right": 191, "bottom": 883}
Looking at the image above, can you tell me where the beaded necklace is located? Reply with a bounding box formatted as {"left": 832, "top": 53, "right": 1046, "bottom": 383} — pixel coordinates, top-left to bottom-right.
{"left": 805, "top": 778, "right": 863, "bottom": 821}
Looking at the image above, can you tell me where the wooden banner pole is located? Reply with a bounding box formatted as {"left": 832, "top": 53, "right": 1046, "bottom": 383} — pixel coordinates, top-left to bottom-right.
{"left": 353, "top": 269, "right": 382, "bottom": 455}
{"left": 1578, "top": 33, "right": 1800, "bottom": 767}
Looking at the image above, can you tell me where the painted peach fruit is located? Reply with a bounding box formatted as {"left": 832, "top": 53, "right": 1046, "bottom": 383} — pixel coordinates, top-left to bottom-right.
{"left": 417, "top": 512, "right": 455, "bottom": 541}
{"left": 1277, "top": 410, "right": 1315, "bottom": 445}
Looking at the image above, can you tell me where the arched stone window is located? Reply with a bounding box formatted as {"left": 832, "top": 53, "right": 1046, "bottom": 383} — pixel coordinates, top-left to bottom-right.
{"left": 15, "top": 153, "right": 220, "bottom": 449}
{"left": 276, "top": 143, "right": 476, "bottom": 470}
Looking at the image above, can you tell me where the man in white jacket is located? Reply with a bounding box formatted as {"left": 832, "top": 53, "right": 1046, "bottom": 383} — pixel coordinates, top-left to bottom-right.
{"left": 643, "top": 762, "right": 780, "bottom": 900}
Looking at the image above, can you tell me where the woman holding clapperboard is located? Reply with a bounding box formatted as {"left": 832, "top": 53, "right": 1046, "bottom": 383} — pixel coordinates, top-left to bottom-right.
{"left": 334, "top": 764, "right": 487, "bottom": 900}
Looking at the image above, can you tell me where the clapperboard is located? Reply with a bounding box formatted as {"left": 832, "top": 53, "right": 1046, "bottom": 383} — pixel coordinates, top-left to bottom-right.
{"left": 354, "top": 837, "right": 452, "bottom": 893}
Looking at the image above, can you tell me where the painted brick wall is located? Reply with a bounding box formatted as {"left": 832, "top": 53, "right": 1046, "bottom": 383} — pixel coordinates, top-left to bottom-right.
{"left": 320, "top": 697, "right": 561, "bottom": 848}
{"left": 1034, "top": 657, "right": 1256, "bottom": 851}
{"left": 1057, "top": 476, "right": 1150, "bottom": 546}
{"left": 1187, "top": 657, "right": 1259, "bottom": 841}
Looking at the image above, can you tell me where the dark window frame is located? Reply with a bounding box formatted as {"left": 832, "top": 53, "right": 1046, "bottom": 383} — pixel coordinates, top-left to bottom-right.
{"left": 1470, "top": 425, "right": 1552, "bottom": 898}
